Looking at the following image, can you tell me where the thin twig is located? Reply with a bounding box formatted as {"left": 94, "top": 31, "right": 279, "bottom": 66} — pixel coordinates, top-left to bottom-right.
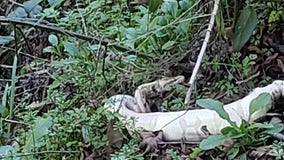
{"left": 8, "top": 0, "right": 23, "bottom": 7}
{"left": 4, "top": 119, "right": 29, "bottom": 125}
{"left": 0, "top": 46, "right": 50, "bottom": 62}
{"left": 184, "top": 0, "right": 220, "bottom": 107}
{"left": 75, "top": 0, "right": 88, "bottom": 35}
{"left": 158, "top": 141, "right": 199, "bottom": 145}
{"left": 236, "top": 71, "right": 260, "bottom": 84}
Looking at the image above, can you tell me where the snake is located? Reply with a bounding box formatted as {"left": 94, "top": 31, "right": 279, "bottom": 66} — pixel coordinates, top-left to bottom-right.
{"left": 104, "top": 76, "right": 284, "bottom": 142}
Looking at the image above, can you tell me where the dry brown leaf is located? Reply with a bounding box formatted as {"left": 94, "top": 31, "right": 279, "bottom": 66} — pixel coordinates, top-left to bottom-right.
{"left": 139, "top": 130, "right": 163, "bottom": 155}
{"left": 106, "top": 120, "right": 124, "bottom": 154}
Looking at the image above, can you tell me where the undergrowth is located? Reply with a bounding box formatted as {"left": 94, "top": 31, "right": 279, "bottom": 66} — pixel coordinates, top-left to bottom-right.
{"left": 0, "top": 0, "right": 283, "bottom": 159}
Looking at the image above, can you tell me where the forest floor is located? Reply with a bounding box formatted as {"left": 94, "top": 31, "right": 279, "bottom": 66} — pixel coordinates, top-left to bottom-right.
{"left": 0, "top": 0, "right": 284, "bottom": 159}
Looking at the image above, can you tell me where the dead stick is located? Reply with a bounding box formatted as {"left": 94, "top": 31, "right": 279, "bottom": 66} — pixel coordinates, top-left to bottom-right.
{"left": 184, "top": 0, "right": 220, "bottom": 107}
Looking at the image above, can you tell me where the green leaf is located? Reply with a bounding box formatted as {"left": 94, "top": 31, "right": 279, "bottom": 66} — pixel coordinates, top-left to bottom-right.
{"left": 162, "top": 41, "right": 175, "bottom": 50}
{"left": 82, "top": 125, "right": 90, "bottom": 142}
{"left": 8, "top": 55, "right": 17, "bottom": 131}
{"left": 33, "top": 117, "right": 53, "bottom": 139}
{"left": 48, "top": 80, "right": 62, "bottom": 90}
{"left": 248, "top": 122, "right": 274, "bottom": 130}
{"left": 179, "top": 0, "right": 191, "bottom": 10}
{"left": 51, "top": 59, "right": 79, "bottom": 68}
{"left": 0, "top": 145, "right": 19, "bottom": 160}
{"left": 263, "top": 123, "right": 283, "bottom": 134}
{"left": 238, "top": 153, "right": 248, "bottom": 160}
{"left": 0, "top": 83, "right": 9, "bottom": 116}
{"left": 228, "top": 147, "right": 239, "bottom": 160}
{"left": 7, "top": 7, "right": 27, "bottom": 18}
{"left": 148, "top": 0, "right": 163, "bottom": 13}
{"left": 63, "top": 41, "right": 79, "bottom": 56}
{"left": 23, "top": 117, "right": 53, "bottom": 152}
{"left": 23, "top": 0, "right": 42, "bottom": 12}
{"left": 249, "top": 93, "right": 271, "bottom": 117}
{"left": 216, "top": 8, "right": 225, "bottom": 36}
{"left": 48, "top": 0, "right": 64, "bottom": 8}
{"left": 125, "top": 28, "right": 138, "bottom": 40}
{"left": 0, "top": 36, "right": 14, "bottom": 45}
{"left": 199, "top": 134, "right": 228, "bottom": 150}
{"left": 29, "top": 5, "right": 42, "bottom": 17}
{"left": 126, "top": 55, "right": 137, "bottom": 62}
{"left": 162, "top": 0, "right": 179, "bottom": 18}
{"left": 233, "top": 6, "right": 258, "bottom": 52}
{"left": 48, "top": 34, "right": 58, "bottom": 46}
{"left": 43, "top": 46, "right": 59, "bottom": 56}
{"left": 189, "top": 147, "right": 202, "bottom": 159}
{"left": 221, "top": 126, "right": 244, "bottom": 139}
{"left": 196, "top": 99, "right": 236, "bottom": 127}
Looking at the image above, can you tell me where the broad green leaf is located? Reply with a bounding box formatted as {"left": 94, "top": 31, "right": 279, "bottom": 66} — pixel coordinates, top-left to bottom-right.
{"left": 233, "top": 6, "right": 258, "bottom": 52}
{"left": 162, "top": 0, "right": 178, "bottom": 18}
{"left": 247, "top": 122, "right": 283, "bottom": 134}
{"left": 176, "top": 21, "right": 190, "bottom": 36}
{"left": 263, "top": 123, "right": 283, "bottom": 134}
{"left": 248, "top": 122, "right": 274, "bottom": 130}
{"left": 162, "top": 41, "right": 175, "bottom": 51}
{"left": 249, "top": 93, "right": 271, "bottom": 117}
{"left": 23, "top": 0, "right": 42, "bottom": 12}
{"left": 179, "top": 0, "right": 191, "bottom": 10}
{"left": 63, "top": 41, "right": 79, "bottom": 56}
{"left": 199, "top": 134, "right": 228, "bottom": 150}
{"left": 7, "top": 7, "right": 27, "bottom": 18}
{"left": 48, "top": 34, "right": 58, "bottom": 46}
{"left": 0, "top": 145, "right": 19, "bottom": 160}
{"left": 148, "top": 0, "right": 163, "bottom": 13}
{"left": 196, "top": 99, "right": 236, "bottom": 127}
{"left": 24, "top": 117, "right": 53, "bottom": 152}
{"left": 33, "top": 117, "right": 53, "bottom": 139}
{"left": 0, "top": 36, "right": 14, "bottom": 45}
{"left": 29, "top": 5, "right": 42, "bottom": 17}
{"left": 125, "top": 28, "right": 138, "bottom": 39}
{"left": 157, "top": 16, "right": 169, "bottom": 26}
{"left": 221, "top": 126, "right": 244, "bottom": 139}
{"left": 149, "top": 16, "right": 159, "bottom": 30}
{"left": 48, "top": 0, "right": 64, "bottom": 8}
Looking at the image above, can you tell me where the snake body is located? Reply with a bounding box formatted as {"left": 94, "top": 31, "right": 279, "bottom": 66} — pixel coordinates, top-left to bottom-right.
{"left": 104, "top": 78, "right": 284, "bottom": 142}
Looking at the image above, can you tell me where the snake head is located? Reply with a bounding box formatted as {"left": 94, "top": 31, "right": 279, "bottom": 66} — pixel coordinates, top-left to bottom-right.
{"left": 156, "top": 75, "right": 185, "bottom": 92}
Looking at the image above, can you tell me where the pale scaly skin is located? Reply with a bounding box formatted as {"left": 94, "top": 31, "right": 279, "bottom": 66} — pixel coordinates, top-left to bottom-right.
{"left": 104, "top": 77, "right": 284, "bottom": 142}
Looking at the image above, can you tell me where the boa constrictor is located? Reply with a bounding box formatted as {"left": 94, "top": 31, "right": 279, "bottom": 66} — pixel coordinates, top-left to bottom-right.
{"left": 104, "top": 76, "right": 284, "bottom": 142}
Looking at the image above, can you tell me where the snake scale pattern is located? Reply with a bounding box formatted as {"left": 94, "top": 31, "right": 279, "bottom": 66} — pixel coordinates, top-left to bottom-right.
{"left": 104, "top": 76, "right": 284, "bottom": 142}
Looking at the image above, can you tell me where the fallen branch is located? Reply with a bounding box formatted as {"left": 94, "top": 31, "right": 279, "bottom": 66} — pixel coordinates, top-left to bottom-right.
{"left": 184, "top": 0, "right": 220, "bottom": 107}
{"left": 0, "top": 16, "right": 137, "bottom": 53}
